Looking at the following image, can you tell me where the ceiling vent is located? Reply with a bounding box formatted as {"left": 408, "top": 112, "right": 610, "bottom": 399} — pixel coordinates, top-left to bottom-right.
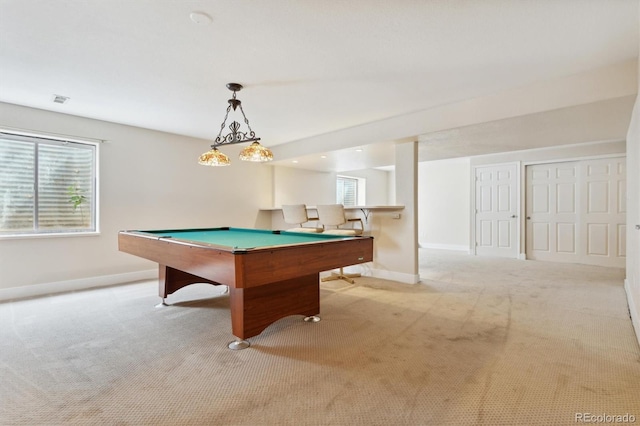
{"left": 52, "top": 94, "right": 69, "bottom": 104}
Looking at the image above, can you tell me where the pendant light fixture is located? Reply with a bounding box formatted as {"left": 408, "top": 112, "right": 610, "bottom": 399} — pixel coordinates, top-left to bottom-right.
{"left": 198, "top": 83, "right": 273, "bottom": 166}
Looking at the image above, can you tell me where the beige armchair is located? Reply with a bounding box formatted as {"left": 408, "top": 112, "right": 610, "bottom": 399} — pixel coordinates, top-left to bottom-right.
{"left": 281, "top": 204, "right": 322, "bottom": 233}
{"left": 316, "top": 204, "right": 365, "bottom": 283}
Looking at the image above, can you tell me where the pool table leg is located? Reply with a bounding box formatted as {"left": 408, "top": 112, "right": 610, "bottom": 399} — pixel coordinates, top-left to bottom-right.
{"left": 157, "top": 264, "right": 221, "bottom": 307}
{"left": 227, "top": 273, "right": 320, "bottom": 347}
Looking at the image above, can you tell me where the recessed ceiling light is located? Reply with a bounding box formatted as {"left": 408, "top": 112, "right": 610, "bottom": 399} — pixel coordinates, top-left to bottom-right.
{"left": 52, "top": 94, "right": 69, "bottom": 104}
{"left": 292, "top": 160, "right": 299, "bottom": 163}
{"left": 320, "top": 155, "right": 327, "bottom": 159}
{"left": 190, "top": 11, "right": 212, "bottom": 25}
{"left": 355, "top": 148, "right": 363, "bottom": 152}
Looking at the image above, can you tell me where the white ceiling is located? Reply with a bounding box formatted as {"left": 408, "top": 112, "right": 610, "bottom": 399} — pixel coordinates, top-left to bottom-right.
{"left": 0, "top": 1, "right": 638, "bottom": 171}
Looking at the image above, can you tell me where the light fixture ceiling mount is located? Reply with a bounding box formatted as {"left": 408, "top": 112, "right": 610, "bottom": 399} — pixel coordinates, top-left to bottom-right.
{"left": 198, "top": 83, "right": 273, "bottom": 166}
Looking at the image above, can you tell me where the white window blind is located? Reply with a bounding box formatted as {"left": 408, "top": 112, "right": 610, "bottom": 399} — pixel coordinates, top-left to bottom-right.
{"left": 337, "top": 176, "right": 358, "bottom": 206}
{"left": 0, "top": 132, "right": 97, "bottom": 235}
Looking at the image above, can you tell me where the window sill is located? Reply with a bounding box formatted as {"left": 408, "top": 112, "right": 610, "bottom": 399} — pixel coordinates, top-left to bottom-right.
{"left": 0, "top": 231, "right": 101, "bottom": 241}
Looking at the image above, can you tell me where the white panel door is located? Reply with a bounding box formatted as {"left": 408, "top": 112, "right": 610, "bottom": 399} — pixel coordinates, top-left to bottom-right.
{"left": 475, "top": 164, "right": 518, "bottom": 258}
{"left": 581, "top": 157, "right": 626, "bottom": 267}
{"left": 526, "top": 157, "right": 626, "bottom": 267}
{"left": 526, "top": 161, "right": 580, "bottom": 263}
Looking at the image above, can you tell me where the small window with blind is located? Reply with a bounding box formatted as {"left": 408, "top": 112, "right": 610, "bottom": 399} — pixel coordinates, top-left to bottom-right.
{"left": 0, "top": 131, "right": 98, "bottom": 237}
{"left": 336, "top": 175, "right": 359, "bottom": 206}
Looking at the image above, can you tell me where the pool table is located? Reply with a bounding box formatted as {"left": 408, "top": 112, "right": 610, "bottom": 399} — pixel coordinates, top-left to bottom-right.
{"left": 118, "top": 227, "right": 373, "bottom": 349}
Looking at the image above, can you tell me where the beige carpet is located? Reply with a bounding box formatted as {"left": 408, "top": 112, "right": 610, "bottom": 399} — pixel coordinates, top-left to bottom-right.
{"left": 1, "top": 250, "right": 639, "bottom": 425}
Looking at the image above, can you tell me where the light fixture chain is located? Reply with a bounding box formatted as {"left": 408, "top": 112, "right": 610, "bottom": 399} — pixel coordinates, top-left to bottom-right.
{"left": 238, "top": 104, "right": 256, "bottom": 138}
{"left": 215, "top": 104, "right": 233, "bottom": 143}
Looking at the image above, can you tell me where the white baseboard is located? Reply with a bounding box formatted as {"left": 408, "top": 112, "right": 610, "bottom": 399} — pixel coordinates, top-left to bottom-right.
{"left": 371, "top": 268, "right": 421, "bottom": 284}
{"left": 0, "top": 269, "right": 157, "bottom": 302}
{"left": 321, "top": 263, "right": 420, "bottom": 284}
{"left": 624, "top": 278, "right": 640, "bottom": 348}
{"left": 420, "top": 243, "right": 469, "bottom": 252}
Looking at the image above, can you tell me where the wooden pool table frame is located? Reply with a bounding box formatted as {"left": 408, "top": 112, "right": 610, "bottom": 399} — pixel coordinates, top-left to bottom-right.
{"left": 118, "top": 227, "right": 373, "bottom": 348}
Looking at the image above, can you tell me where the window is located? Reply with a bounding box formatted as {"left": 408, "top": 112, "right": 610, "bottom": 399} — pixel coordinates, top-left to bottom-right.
{"left": 0, "top": 131, "right": 98, "bottom": 236}
{"left": 337, "top": 175, "right": 359, "bottom": 206}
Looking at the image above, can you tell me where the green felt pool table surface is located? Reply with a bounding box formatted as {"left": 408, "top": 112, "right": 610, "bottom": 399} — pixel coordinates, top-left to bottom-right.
{"left": 141, "top": 227, "right": 347, "bottom": 250}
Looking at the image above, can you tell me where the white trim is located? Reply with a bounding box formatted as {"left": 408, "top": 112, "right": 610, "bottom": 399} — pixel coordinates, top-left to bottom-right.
{"left": 624, "top": 278, "right": 640, "bottom": 348}
{"left": 471, "top": 138, "right": 624, "bottom": 159}
{"left": 0, "top": 231, "right": 100, "bottom": 240}
{"left": 522, "top": 153, "right": 626, "bottom": 167}
{"left": 519, "top": 161, "right": 527, "bottom": 259}
{"left": 0, "top": 125, "right": 107, "bottom": 144}
{"left": 372, "top": 268, "right": 421, "bottom": 284}
{"left": 419, "top": 156, "right": 471, "bottom": 165}
{"left": 420, "top": 243, "right": 468, "bottom": 251}
{"left": 324, "top": 264, "right": 420, "bottom": 284}
{"left": 0, "top": 269, "right": 156, "bottom": 302}
{"left": 470, "top": 161, "right": 477, "bottom": 255}
{"left": 515, "top": 160, "right": 522, "bottom": 256}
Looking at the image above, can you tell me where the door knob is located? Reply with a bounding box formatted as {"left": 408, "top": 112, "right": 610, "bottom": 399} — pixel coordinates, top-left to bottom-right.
{"left": 636, "top": 224, "right": 640, "bottom": 230}
{"left": 511, "top": 215, "right": 517, "bottom": 218}
{"left": 526, "top": 216, "right": 531, "bottom": 220}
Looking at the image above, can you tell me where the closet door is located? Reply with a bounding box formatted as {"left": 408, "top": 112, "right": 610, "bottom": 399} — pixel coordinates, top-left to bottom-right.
{"left": 581, "top": 157, "right": 626, "bottom": 267}
{"left": 526, "top": 161, "right": 580, "bottom": 263}
{"left": 526, "top": 157, "right": 626, "bottom": 267}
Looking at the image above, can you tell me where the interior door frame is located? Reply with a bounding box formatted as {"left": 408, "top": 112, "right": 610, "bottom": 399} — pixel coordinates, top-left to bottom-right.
{"left": 471, "top": 161, "right": 521, "bottom": 258}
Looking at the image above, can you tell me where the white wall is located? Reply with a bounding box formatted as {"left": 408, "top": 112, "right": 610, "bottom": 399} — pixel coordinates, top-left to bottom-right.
{"left": 370, "top": 141, "right": 419, "bottom": 283}
{"left": 387, "top": 169, "right": 396, "bottom": 205}
{"left": 340, "top": 168, "right": 391, "bottom": 206}
{"left": 268, "top": 166, "right": 336, "bottom": 230}
{"left": 269, "top": 165, "right": 394, "bottom": 229}
{"left": 418, "top": 158, "right": 471, "bottom": 251}
{"left": 272, "top": 166, "right": 336, "bottom": 207}
{"left": 624, "top": 20, "right": 640, "bottom": 346}
{"left": 272, "top": 166, "right": 392, "bottom": 208}
{"left": 0, "top": 102, "right": 272, "bottom": 298}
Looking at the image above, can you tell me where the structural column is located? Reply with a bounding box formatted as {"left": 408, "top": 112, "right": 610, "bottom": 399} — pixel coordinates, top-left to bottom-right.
{"left": 373, "top": 140, "right": 419, "bottom": 283}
